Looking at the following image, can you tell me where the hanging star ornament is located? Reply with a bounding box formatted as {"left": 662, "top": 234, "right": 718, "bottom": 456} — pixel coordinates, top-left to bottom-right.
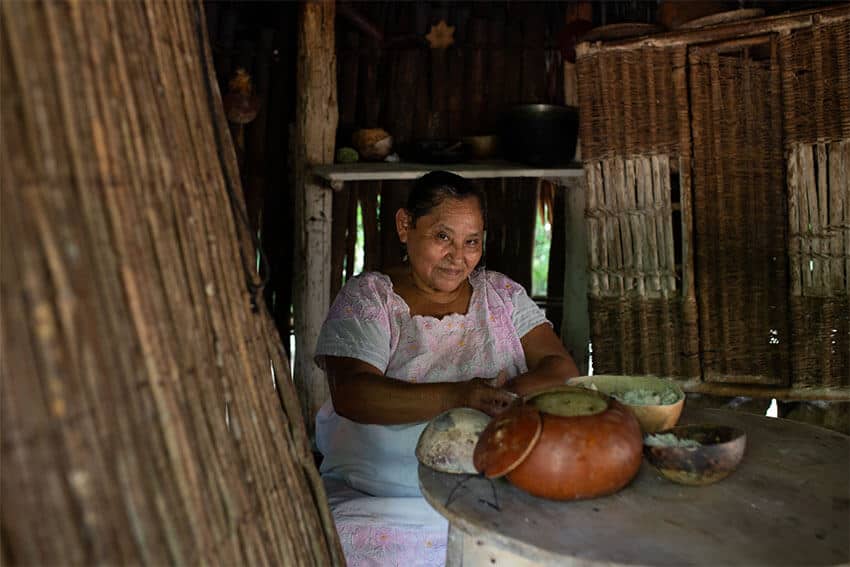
{"left": 426, "top": 20, "right": 455, "bottom": 49}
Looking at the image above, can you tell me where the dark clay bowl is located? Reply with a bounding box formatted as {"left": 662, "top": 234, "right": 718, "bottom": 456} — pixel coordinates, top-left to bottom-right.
{"left": 643, "top": 424, "right": 746, "bottom": 486}
{"left": 501, "top": 104, "right": 578, "bottom": 167}
{"left": 404, "top": 139, "right": 470, "bottom": 164}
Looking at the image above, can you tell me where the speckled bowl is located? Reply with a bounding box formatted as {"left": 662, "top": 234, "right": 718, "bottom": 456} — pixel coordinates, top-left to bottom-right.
{"left": 643, "top": 424, "right": 746, "bottom": 486}
{"left": 416, "top": 408, "right": 491, "bottom": 474}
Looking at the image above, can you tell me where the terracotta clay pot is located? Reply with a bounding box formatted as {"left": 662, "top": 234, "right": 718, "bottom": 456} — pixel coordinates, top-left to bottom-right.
{"left": 474, "top": 386, "right": 643, "bottom": 501}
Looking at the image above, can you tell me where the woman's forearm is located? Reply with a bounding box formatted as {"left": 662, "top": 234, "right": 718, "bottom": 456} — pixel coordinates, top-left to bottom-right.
{"left": 331, "top": 372, "right": 464, "bottom": 425}
{"left": 325, "top": 356, "right": 521, "bottom": 424}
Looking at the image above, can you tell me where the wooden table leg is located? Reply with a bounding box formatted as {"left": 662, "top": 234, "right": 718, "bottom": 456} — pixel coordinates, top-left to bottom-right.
{"left": 446, "top": 523, "right": 464, "bottom": 567}
{"left": 447, "top": 522, "right": 561, "bottom": 566}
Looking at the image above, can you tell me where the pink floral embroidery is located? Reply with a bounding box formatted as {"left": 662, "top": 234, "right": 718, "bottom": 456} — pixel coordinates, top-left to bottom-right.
{"left": 336, "top": 524, "right": 447, "bottom": 567}
{"left": 322, "top": 270, "right": 530, "bottom": 384}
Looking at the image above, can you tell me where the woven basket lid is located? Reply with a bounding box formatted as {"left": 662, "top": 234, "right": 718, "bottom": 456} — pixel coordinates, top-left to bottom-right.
{"left": 473, "top": 405, "right": 542, "bottom": 478}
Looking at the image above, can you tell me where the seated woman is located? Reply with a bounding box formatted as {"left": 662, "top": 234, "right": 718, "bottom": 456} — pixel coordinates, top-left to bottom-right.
{"left": 314, "top": 170, "right": 579, "bottom": 565}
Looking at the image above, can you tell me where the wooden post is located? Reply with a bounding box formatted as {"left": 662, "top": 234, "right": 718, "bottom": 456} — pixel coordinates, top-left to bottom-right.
{"left": 562, "top": 177, "right": 590, "bottom": 375}
{"left": 293, "top": 0, "right": 338, "bottom": 439}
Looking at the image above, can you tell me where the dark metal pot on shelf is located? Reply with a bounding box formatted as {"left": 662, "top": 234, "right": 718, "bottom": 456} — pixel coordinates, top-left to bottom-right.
{"left": 501, "top": 104, "right": 579, "bottom": 167}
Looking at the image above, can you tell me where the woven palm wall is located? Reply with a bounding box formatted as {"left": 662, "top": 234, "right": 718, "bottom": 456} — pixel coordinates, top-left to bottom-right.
{"left": 577, "top": 45, "right": 700, "bottom": 378}
{"left": 781, "top": 17, "right": 850, "bottom": 388}
{"left": 576, "top": 6, "right": 849, "bottom": 390}
{"left": 688, "top": 36, "right": 790, "bottom": 385}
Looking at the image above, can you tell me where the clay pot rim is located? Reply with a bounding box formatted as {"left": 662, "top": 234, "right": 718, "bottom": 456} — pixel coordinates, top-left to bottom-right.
{"left": 524, "top": 384, "right": 620, "bottom": 420}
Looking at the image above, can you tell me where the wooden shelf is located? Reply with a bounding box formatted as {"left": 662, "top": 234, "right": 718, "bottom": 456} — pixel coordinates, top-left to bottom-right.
{"left": 313, "top": 160, "right": 584, "bottom": 189}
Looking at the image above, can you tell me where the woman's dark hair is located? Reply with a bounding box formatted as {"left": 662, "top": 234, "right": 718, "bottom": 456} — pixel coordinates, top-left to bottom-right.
{"left": 405, "top": 171, "right": 487, "bottom": 228}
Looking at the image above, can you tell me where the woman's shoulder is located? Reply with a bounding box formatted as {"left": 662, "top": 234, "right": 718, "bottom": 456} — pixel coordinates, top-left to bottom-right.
{"left": 473, "top": 269, "right": 526, "bottom": 297}
{"left": 328, "top": 271, "right": 395, "bottom": 317}
{"left": 339, "top": 271, "right": 393, "bottom": 295}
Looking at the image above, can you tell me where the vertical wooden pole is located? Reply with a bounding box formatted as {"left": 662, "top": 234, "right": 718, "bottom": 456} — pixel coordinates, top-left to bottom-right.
{"left": 674, "top": 46, "right": 701, "bottom": 378}
{"left": 294, "top": 0, "right": 338, "bottom": 439}
{"left": 562, "top": 177, "right": 590, "bottom": 375}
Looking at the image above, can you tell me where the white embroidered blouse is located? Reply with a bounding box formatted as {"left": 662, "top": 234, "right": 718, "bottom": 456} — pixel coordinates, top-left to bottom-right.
{"left": 314, "top": 269, "right": 548, "bottom": 496}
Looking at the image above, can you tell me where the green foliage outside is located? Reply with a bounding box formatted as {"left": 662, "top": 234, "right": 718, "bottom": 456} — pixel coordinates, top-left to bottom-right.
{"left": 532, "top": 215, "right": 551, "bottom": 297}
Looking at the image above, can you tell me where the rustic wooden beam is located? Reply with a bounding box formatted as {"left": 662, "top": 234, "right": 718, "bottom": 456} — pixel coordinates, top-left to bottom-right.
{"left": 560, "top": 177, "right": 590, "bottom": 375}
{"left": 293, "top": 0, "right": 338, "bottom": 439}
{"left": 313, "top": 161, "right": 584, "bottom": 183}
{"left": 576, "top": 5, "right": 850, "bottom": 55}
{"left": 676, "top": 380, "right": 850, "bottom": 402}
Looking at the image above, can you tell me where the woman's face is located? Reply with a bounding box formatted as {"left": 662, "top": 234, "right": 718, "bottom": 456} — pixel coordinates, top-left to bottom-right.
{"left": 396, "top": 196, "right": 484, "bottom": 294}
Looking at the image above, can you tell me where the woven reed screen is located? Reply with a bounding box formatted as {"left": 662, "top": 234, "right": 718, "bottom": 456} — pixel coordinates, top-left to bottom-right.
{"left": 779, "top": 19, "right": 850, "bottom": 145}
{"left": 578, "top": 45, "right": 699, "bottom": 378}
{"left": 577, "top": 6, "right": 849, "bottom": 390}
{"left": 577, "top": 47, "right": 683, "bottom": 162}
{"left": 585, "top": 155, "right": 699, "bottom": 377}
{"left": 781, "top": 18, "right": 850, "bottom": 388}
{"left": 689, "top": 36, "right": 790, "bottom": 385}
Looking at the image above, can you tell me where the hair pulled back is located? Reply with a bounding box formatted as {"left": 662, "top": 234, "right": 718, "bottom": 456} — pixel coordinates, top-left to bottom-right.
{"left": 405, "top": 171, "right": 487, "bottom": 229}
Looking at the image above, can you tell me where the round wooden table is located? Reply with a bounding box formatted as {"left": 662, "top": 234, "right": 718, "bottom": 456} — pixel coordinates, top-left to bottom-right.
{"left": 419, "top": 408, "right": 850, "bottom": 566}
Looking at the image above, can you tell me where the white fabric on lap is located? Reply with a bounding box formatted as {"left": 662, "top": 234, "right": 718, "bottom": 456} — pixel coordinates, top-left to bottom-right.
{"left": 317, "top": 403, "right": 427, "bottom": 496}
{"left": 324, "top": 477, "right": 448, "bottom": 567}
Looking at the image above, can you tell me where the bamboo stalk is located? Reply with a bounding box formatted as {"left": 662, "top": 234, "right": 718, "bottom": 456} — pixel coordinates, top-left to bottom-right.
{"left": 659, "top": 156, "right": 677, "bottom": 295}
{"left": 672, "top": 45, "right": 700, "bottom": 378}
{"left": 624, "top": 158, "right": 646, "bottom": 297}
{"left": 801, "top": 144, "right": 819, "bottom": 294}
{"left": 817, "top": 143, "right": 832, "bottom": 292}
{"left": 650, "top": 156, "right": 670, "bottom": 298}
{"left": 601, "top": 159, "right": 624, "bottom": 294}
{"left": 614, "top": 158, "right": 634, "bottom": 293}
{"left": 636, "top": 157, "right": 661, "bottom": 297}
{"left": 584, "top": 163, "right": 602, "bottom": 297}
{"left": 838, "top": 141, "right": 850, "bottom": 292}
{"left": 787, "top": 144, "right": 803, "bottom": 296}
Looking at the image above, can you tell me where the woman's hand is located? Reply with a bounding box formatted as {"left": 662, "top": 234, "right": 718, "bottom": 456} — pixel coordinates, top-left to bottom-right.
{"left": 460, "top": 372, "right": 519, "bottom": 416}
{"left": 326, "top": 357, "right": 518, "bottom": 424}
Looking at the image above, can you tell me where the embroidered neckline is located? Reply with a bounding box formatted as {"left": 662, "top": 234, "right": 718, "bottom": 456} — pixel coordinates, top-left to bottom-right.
{"left": 376, "top": 270, "right": 484, "bottom": 323}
